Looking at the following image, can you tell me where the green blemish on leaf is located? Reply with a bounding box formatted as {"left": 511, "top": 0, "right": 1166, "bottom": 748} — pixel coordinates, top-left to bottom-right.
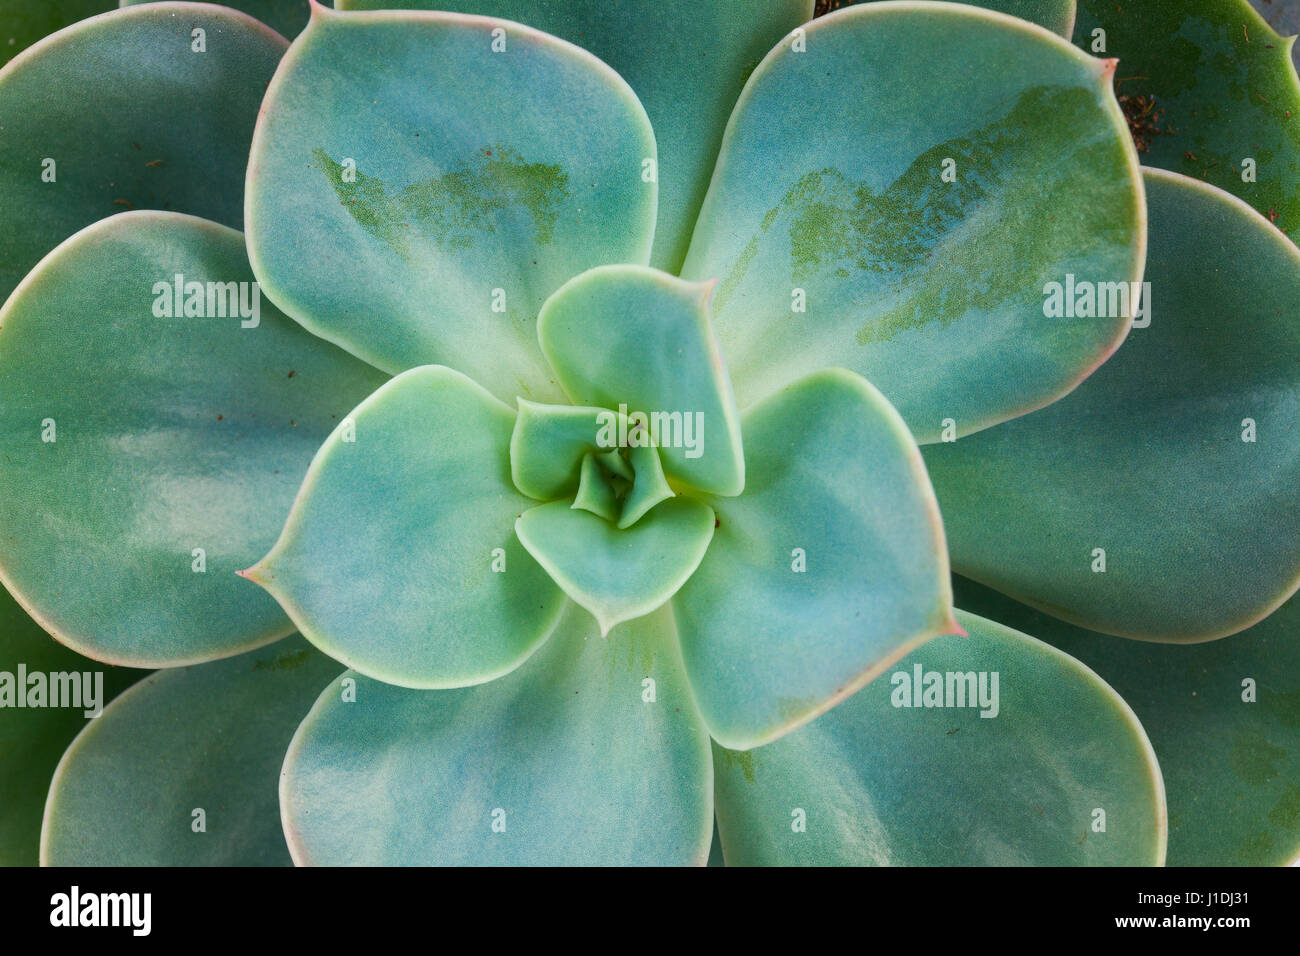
{"left": 1262, "top": 688, "right": 1300, "bottom": 729}
{"left": 1229, "top": 731, "right": 1286, "bottom": 785}
{"left": 716, "top": 745, "right": 757, "bottom": 785}
{"left": 312, "top": 146, "right": 569, "bottom": 261}
{"left": 1268, "top": 785, "right": 1300, "bottom": 830}
{"left": 254, "top": 648, "right": 312, "bottom": 672}
{"left": 715, "top": 85, "right": 1133, "bottom": 344}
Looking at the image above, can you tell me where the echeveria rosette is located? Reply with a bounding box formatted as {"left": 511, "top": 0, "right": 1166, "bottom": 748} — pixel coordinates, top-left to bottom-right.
{"left": 5, "top": 0, "right": 1282, "bottom": 865}
{"left": 243, "top": 260, "right": 962, "bottom": 862}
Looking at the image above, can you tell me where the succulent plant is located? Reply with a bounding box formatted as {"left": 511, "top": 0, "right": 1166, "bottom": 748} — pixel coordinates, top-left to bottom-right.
{"left": 0, "top": 0, "right": 1297, "bottom": 867}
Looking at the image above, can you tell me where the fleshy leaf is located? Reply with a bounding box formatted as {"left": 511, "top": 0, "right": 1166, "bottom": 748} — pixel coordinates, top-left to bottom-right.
{"left": 281, "top": 602, "right": 713, "bottom": 865}
{"left": 619, "top": 443, "right": 675, "bottom": 529}
{"left": 682, "top": 2, "right": 1143, "bottom": 441}
{"left": 954, "top": 576, "right": 1300, "bottom": 866}
{"left": 337, "top": 0, "right": 814, "bottom": 272}
{"left": 246, "top": 365, "right": 566, "bottom": 688}
{"left": 0, "top": 211, "right": 387, "bottom": 666}
{"left": 0, "top": 586, "right": 141, "bottom": 865}
{"left": 923, "top": 170, "right": 1300, "bottom": 641}
{"left": 509, "top": 400, "right": 619, "bottom": 501}
{"left": 571, "top": 453, "right": 619, "bottom": 523}
{"left": 1075, "top": 0, "right": 1300, "bottom": 242}
{"left": 713, "top": 611, "right": 1166, "bottom": 865}
{"left": 41, "top": 636, "right": 341, "bottom": 865}
{"left": 0, "top": 1, "right": 114, "bottom": 67}
{"left": 246, "top": 3, "right": 655, "bottom": 402}
{"left": 673, "top": 368, "right": 956, "bottom": 751}
{"left": 0, "top": 2, "right": 287, "bottom": 304}
{"left": 121, "top": 0, "right": 311, "bottom": 38}
{"left": 538, "top": 265, "right": 745, "bottom": 496}
{"left": 515, "top": 497, "right": 714, "bottom": 636}
{"left": 848, "top": 0, "right": 1076, "bottom": 38}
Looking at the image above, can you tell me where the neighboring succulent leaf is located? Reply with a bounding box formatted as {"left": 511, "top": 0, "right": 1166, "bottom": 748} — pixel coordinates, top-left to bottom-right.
{"left": 954, "top": 577, "right": 1300, "bottom": 867}
{"left": 713, "top": 611, "right": 1166, "bottom": 865}
{"left": 245, "top": 365, "right": 566, "bottom": 688}
{"left": 0, "top": 212, "right": 387, "bottom": 666}
{"left": 0, "top": 2, "right": 287, "bottom": 304}
{"left": 515, "top": 497, "right": 714, "bottom": 636}
{"left": 538, "top": 266, "right": 745, "bottom": 496}
{"left": 41, "top": 636, "right": 340, "bottom": 865}
{"left": 1075, "top": 0, "right": 1300, "bottom": 241}
{"left": 281, "top": 603, "right": 713, "bottom": 865}
{"left": 673, "top": 368, "right": 956, "bottom": 751}
{"left": 843, "top": 0, "right": 1076, "bottom": 39}
{"left": 0, "top": 1, "right": 114, "bottom": 67}
{"left": 683, "top": 2, "right": 1143, "bottom": 441}
{"left": 337, "top": 0, "right": 814, "bottom": 273}
{"left": 121, "top": 0, "right": 312, "bottom": 38}
{"left": 0, "top": 587, "right": 142, "bottom": 865}
{"left": 246, "top": 4, "right": 655, "bottom": 403}
{"left": 924, "top": 170, "right": 1300, "bottom": 642}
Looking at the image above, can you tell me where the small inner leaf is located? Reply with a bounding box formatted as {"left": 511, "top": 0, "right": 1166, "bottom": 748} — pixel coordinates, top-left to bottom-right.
{"left": 571, "top": 453, "right": 619, "bottom": 523}
{"left": 510, "top": 400, "right": 621, "bottom": 501}
{"left": 515, "top": 497, "right": 716, "bottom": 636}
{"left": 537, "top": 265, "right": 745, "bottom": 496}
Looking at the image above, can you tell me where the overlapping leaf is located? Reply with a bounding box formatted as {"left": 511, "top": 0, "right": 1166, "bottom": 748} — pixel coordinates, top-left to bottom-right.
{"left": 924, "top": 170, "right": 1300, "bottom": 641}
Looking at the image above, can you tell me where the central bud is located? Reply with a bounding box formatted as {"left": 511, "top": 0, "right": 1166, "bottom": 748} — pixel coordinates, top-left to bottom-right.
{"left": 510, "top": 399, "right": 675, "bottom": 529}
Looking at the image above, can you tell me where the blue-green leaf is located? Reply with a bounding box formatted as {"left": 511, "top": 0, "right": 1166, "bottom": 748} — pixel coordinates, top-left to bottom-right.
{"left": 538, "top": 265, "right": 745, "bottom": 496}
{"left": 683, "top": 2, "right": 1143, "bottom": 441}
{"left": 281, "top": 602, "right": 713, "bottom": 865}
{"left": 245, "top": 365, "right": 566, "bottom": 688}
{"left": 0, "top": 2, "right": 287, "bottom": 304}
{"left": 0, "top": 212, "right": 387, "bottom": 666}
{"left": 713, "top": 611, "right": 1166, "bottom": 865}
{"left": 41, "top": 635, "right": 340, "bottom": 865}
{"left": 246, "top": 4, "right": 655, "bottom": 402}
{"left": 673, "top": 368, "right": 956, "bottom": 751}
{"left": 924, "top": 170, "right": 1300, "bottom": 641}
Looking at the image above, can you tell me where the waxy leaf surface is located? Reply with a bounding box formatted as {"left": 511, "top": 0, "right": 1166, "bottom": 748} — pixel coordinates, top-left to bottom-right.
{"left": 515, "top": 497, "right": 714, "bottom": 636}
{"left": 673, "top": 368, "right": 955, "bottom": 751}
{"left": 713, "top": 611, "right": 1166, "bottom": 865}
{"left": 0, "top": 212, "right": 387, "bottom": 666}
{"left": 1076, "top": 0, "right": 1300, "bottom": 242}
{"left": 0, "top": 2, "right": 286, "bottom": 303}
{"left": 924, "top": 170, "right": 1300, "bottom": 641}
{"left": 246, "top": 4, "right": 655, "bottom": 402}
{"left": 338, "top": 0, "right": 814, "bottom": 272}
{"left": 282, "top": 603, "right": 713, "bottom": 865}
{"left": 954, "top": 576, "right": 1300, "bottom": 867}
{"left": 538, "top": 265, "right": 745, "bottom": 496}
{"left": 683, "top": 1, "right": 1143, "bottom": 440}
{"left": 0, "top": 588, "right": 140, "bottom": 865}
{"left": 42, "top": 636, "right": 340, "bottom": 865}
{"left": 850, "top": 0, "right": 1076, "bottom": 38}
{"left": 248, "top": 366, "right": 566, "bottom": 688}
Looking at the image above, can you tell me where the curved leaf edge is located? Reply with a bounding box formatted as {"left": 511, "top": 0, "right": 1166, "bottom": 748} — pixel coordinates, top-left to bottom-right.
{"left": 704, "top": 365, "right": 963, "bottom": 752}
{"left": 0, "top": 209, "right": 297, "bottom": 668}
{"left": 241, "top": 364, "right": 568, "bottom": 689}
{"left": 244, "top": 0, "right": 659, "bottom": 378}
{"left": 954, "top": 167, "right": 1300, "bottom": 645}
{"left": 707, "top": 0, "right": 1147, "bottom": 436}
{"left": 953, "top": 607, "right": 1169, "bottom": 865}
